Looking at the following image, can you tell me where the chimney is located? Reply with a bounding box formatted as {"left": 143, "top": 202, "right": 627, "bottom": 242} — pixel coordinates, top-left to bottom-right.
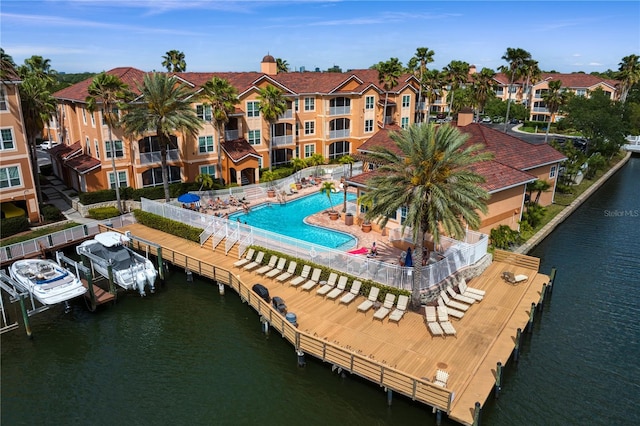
{"left": 457, "top": 107, "right": 474, "bottom": 126}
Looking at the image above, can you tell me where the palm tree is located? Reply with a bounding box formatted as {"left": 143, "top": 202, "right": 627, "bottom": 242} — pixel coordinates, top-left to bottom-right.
{"left": 121, "top": 73, "right": 202, "bottom": 201}
{"left": 377, "top": 58, "right": 403, "bottom": 128}
{"left": 276, "top": 58, "right": 289, "bottom": 74}
{"left": 338, "top": 154, "right": 355, "bottom": 212}
{"left": 196, "top": 172, "right": 214, "bottom": 192}
{"left": 541, "top": 80, "right": 568, "bottom": 143}
{"left": 421, "top": 69, "right": 443, "bottom": 122}
{"left": 471, "top": 67, "right": 497, "bottom": 122}
{"left": 291, "top": 157, "right": 307, "bottom": 183}
{"left": 306, "top": 153, "right": 325, "bottom": 177}
{"left": 161, "top": 50, "right": 187, "bottom": 72}
{"left": 257, "top": 85, "right": 287, "bottom": 171}
{"left": 360, "top": 123, "right": 492, "bottom": 309}
{"left": 617, "top": 54, "right": 640, "bottom": 103}
{"left": 409, "top": 47, "right": 435, "bottom": 123}
{"left": 521, "top": 59, "right": 541, "bottom": 112}
{"left": 500, "top": 47, "right": 533, "bottom": 131}
{"left": 86, "top": 72, "right": 130, "bottom": 213}
{"left": 199, "top": 77, "right": 239, "bottom": 183}
{"left": 0, "top": 48, "right": 17, "bottom": 80}
{"left": 319, "top": 181, "right": 337, "bottom": 213}
{"left": 442, "top": 60, "right": 470, "bottom": 117}
{"left": 19, "top": 75, "right": 57, "bottom": 205}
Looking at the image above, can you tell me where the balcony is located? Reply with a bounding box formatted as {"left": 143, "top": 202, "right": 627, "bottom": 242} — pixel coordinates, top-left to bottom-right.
{"left": 225, "top": 129, "right": 239, "bottom": 140}
{"left": 278, "top": 109, "right": 293, "bottom": 120}
{"left": 140, "top": 149, "right": 179, "bottom": 164}
{"left": 327, "top": 129, "right": 350, "bottom": 139}
{"left": 384, "top": 116, "right": 393, "bottom": 125}
{"left": 271, "top": 135, "right": 294, "bottom": 147}
{"left": 328, "top": 106, "right": 351, "bottom": 116}
{"left": 532, "top": 107, "right": 549, "bottom": 113}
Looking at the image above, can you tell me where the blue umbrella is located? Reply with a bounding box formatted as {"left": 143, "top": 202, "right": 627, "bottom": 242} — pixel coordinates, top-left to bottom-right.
{"left": 405, "top": 247, "right": 413, "bottom": 267}
{"left": 177, "top": 193, "right": 200, "bottom": 203}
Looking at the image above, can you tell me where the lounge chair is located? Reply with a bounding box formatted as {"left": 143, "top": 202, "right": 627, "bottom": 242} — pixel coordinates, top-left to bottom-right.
{"left": 317, "top": 272, "right": 338, "bottom": 296}
{"left": 502, "top": 271, "right": 528, "bottom": 284}
{"left": 276, "top": 261, "right": 297, "bottom": 282}
{"left": 446, "top": 285, "right": 477, "bottom": 305}
{"left": 437, "top": 297, "right": 464, "bottom": 319}
{"left": 425, "top": 306, "right": 444, "bottom": 337}
{"left": 327, "top": 276, "right": 348, "bottom": 300}
{"left": 301, "top": 268, "right": 322, "bottom": 291}
{"left": 458, "top": 279, "right": 484, "bottom": 301}
{"left": 373, "top": 293, "right": 396, "bottom": 321}
{"left": 437, "top": 306, "right": 457, "bottom": 336}
{"left": 243, "top": 251, "right": 265, "bottom": 271}
{"left": 265, "top": 257, "right": 287, "bottom": 278}
{"left": 339, "top": 280, "right": 361, "bottom": 305}
{"left": 256, "top": 255, "right": 278, "bottom": 275}
{"left": 388, "top": 294, "right": 409, "bottom": 323}
{"left": 290, "top": 265, "right": 311, "bottom": 287}
{"left": 434, "top": 369, "right": 449, "bottom": 387}
{"left": 357, "top": 286, "right": 380, "bottom": 313}
{"left": 440, "top": 290, "right": 470, "bottom": 312}
{"left": 289, "top": 183, "right": 299, "bottom": 193}
{"left": 233, "top": 248, "right": 255, "bottom": 267}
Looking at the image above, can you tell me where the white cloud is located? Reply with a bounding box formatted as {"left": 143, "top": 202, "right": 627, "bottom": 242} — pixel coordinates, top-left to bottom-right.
{"left": 588, "top": 62, "right": 603, "bottom": 66}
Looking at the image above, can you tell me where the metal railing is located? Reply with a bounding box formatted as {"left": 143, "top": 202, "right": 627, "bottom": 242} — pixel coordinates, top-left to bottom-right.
{"left": 225, "top": 129, "right": 239, "bottom": 140}
{"left": 327, "top": 129, "right": 350, "bottom": 139}
{"left": 139, "top": 149, "right": 179, "bottom": 164}
{"left": 328, "top": 106, "right": 351, "bottom": 116}
{"left": 272, "top": 134, "right": 294, "bottom": 147}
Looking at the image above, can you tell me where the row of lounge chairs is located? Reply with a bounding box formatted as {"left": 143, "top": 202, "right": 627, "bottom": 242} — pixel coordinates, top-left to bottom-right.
{"left": 425, "top": 277, "right": 487, "bottom": 337}
{"left": 355, "top": 286, "right": 409, "bottom": 323}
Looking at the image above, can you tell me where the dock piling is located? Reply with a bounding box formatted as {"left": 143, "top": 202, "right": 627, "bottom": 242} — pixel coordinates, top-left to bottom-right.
{"left": 528, "top": 302, "right": 535, "bottom": 333}
{"left": 218, "top": 283, "right": 225, "bottom": 295}
{"left": 548, "top": 267, "right": 556, "bottom": 295}
{"left": 538, "top": 283, "right": 547, "bottom": 312}
{"left": 514, "top": 328, "right": 522, "bottom": 363}
{"left": 186, "top": 269, "right": 193, "bottom": 282}
{"left": 472, "top": 402, "right": 481, "bottom": 426}
{"left": 296, "top": 349, "right": 306, "bottom": 367}
{"left": 17, "top": 294, "right": 32, "bottom": 338}
{"left": 495, "top": 361, "right": 502, "bottom": 399}
{"left": 386, "top": 387, "right": 393, "bottom": 406}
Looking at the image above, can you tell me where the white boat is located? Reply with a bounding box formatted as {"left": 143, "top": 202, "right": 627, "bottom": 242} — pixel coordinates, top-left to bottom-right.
{"left": 77, "top": 231, "right": 157, "bottom": 297}
{"left": 9, "top": 259, "right": 87, "bottom": 305}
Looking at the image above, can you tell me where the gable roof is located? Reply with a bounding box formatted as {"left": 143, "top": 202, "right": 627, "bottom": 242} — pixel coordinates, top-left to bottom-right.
{"left": 54, "top": 67, "right": 147, "bottom": 102}
{"left": 494, "top": 72, "right": 619, "bottom": 89}
{"left": 221, "top": 138, "right": 261, "bottom": 163}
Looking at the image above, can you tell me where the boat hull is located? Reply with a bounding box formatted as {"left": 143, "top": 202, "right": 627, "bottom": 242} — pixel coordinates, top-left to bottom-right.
{"left": 9, "top": 259, "right": 87, "bottom": 305}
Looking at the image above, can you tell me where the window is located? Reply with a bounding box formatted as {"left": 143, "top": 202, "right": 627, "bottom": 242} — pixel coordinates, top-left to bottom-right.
{"left": 90, "top": 111, "right": 96, "bottom": 127}
{"left": 365, "top": 96, "right": 374, "bottom": 110}
{"left": 402, "top": 95, "right": 410, "bottom": 108}
{"left": 248, "top": 130, "right": 261, "bottom": 145}
{"left": 304, "top": 97, "right": 315, "bottom": 111}
{"left": 495, "top": 88, "right": 504, "bottom": 96}
{"left": 142, "top": 166, "right": 181, "bottom": 187}
{"left": 0, "top": 86, "right": 7, "bottom": 111}
{"left": 576, "top": 89, "right": 587, "bottom": 97}
{"left": 82, "top": 108, "right": 87, "bottom": 124}
{"left": 198, "top": 136, "right": 215, "bottom": 153}
{"left": 294, "top": 98, "right": 299, "bottom": 112}
{"left": 94, "top": 139, "right": 100, "bottom": 159}
{"left": 109, "top": 171, "right": 128, "bottom": 189}
{"left": 295, "top": 122, "right": 300, "bottom": 136}
{"left": 401, "top": 117, "right": 409, "bottom": 129}
{"left": 247, "top": 101, "right": 260, "bottom": 118}
{"left": 200, "top": 165, "right": 216, "bottom": 178}
{"left": 304, "top": 144, "right": 315, "bottom": 158}
{"left": 196, "top": 104, "right": 212, "bottom": 121}
{"left": 85, "top": 136, "right": 91, "bottom": 155}
{"left": 400, "top": 206, "right": 408, "bottom": 225}
{"left": 105, "top": 140, "right": 124, "bottom": 158}
{"left": 550, "top": 165, "right": 557, "bottom": 179}
{"left": 509, "top": 86, "right": 518, "bottom": 93}
{"left": 101, "top": 107, "right": 120, "bottom": 125}
{"left": 304, "top": 120, "right": 315, "bottom": 135}
{"left": 364, "top": 119, "right": 374, "bottom": 133}
{"left": 0, "top": 128, "right": 15, "bottom": 150}
{"left": 0, "top": 166, "right": 21, "bottom": 188}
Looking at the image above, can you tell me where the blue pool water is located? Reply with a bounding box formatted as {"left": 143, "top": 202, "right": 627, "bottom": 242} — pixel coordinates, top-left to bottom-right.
{"left": 229, "top": 191, "right": 357, "bottom": 249}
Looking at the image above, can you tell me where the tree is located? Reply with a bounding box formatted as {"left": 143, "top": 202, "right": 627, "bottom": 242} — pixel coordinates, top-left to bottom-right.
{"left": 257, "top": 85, "right": 287, "bottom": 171}
{"left": 320, "top": 181, "right": 337, "bottom": 213}
{"left": 409, "top": 47, "right": 435, "bottom": 123}
{"left": 500, "top": 47, "right": 533, "bottom": 131}
{"left": 0, "top": 48, "right": 17, "bottom": 80}
{"left": 360, "top": 123, "right": 492, "bottom": 309}
{"left": 121, "top": 73, "right": 202, "bottom": 201}
{"left": 421, "top": 69, "right": 444, "bottom": 122}
{"left": 196, "top": 172, "right": 214, "bottom": 191}
{"left": 162, "top": 50, "right": 187, "bottom": 72}
{"left": 471, "top": 67, "right": 497, "bottom": 121}
{"left": 338, "top": 154, "right": 355, "bottom": 212}
{"left": 306, "top": 153, "right": 325, "bottom": 177}
{"left": 291, "top": 157, "right": 307, "bottom": 183}
{"left": 18, "top": 55, "right": 57, "bottom": 88}
{"left": 521, "top": 59, "right": 541, "bottom": 111}
{"left": 276, "top": 58, "right": 289, "bottom": 74}
{"left": 526, "top": 180, "right": 551, "bottom": 207}
{"left": 617, "top": 54, "right": 640, "bottom": 103}
{"left": 86, "top": 72, "right": 131, "bottom": 213}
{"left": 541, "top": 80, "right": 568, "bottom": 143}
{"left": 377, "top": 58, "right": 403, "bottom": 128}
{"left": 442, "top": 60, "right": 470, "bottom": 117}
{"left": 199, "top": 76, "right": 239, "bottom": 183}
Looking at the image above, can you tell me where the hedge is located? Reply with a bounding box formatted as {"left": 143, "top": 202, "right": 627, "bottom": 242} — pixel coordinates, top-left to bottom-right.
{"left": 87, "top": 206, "right": 121, "bottom": 220}
{"left": 132, "top": 209, "right": 201, "bottom": 242}
{"left": 40, "top": 204, "right": 64, "bottom": 221}
{"left": 79, "top": 189, "right": 116, "bottom": 204}
{"left": 1, "top": 216, "right": 30, "bottom": 238}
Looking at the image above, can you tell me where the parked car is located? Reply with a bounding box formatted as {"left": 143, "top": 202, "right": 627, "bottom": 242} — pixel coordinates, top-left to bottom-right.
{"left": 39, "top": 140, "right": 60, "bottom": 150}
{"left": 481, "top": 117, "right": 492, "bottom": 123}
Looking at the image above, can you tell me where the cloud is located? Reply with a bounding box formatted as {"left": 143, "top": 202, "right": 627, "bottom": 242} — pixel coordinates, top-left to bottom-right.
{"left": 5, "top": 45, "right": 90, "bottom": 56}
{"left": 572, "top": 53, "right": 581, "bottom": 57}
{"left": 588, "top": 62, "right": 603, "bottom": 66}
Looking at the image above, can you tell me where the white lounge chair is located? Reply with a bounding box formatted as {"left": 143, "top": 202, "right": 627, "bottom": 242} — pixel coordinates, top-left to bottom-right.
{"left": 316, "top": 272, "right": 337, "bottom": 296}
{"left": 265, "top": 257, "right": 287, "bottom": 278}
{"left": 276, "top": 261, "right": 297, "bottom": 282}
{"left": 434, "top": 369, "right": 449, "bottom": 387}
{"left": 446, "top": 285, "right": 476, "bottom": 305}
{"left": 256, "top": 255, "right": 278, "bottom": 275}
{"left": 425, "top": 305, "right": 438, "bottom": 323}
{"left": 437, "top": 297, "right": 464, "bottom": 319}
{"left": 357, "top": 286, "right": 380, "bottom": 313}
{"left": 327, "top": 276, "right": 348, "bottom": 300}
{"left": 458, "top": 278, "right": 485, "bottom": 297}
{"left": 458, "top": 279, "right": 484, "bottom": 301}
{"left": 502, "top": 271, "right": 528, "bottom": 284}
{"left": 233, "top": 248, "right": 255, "bottom": 267}
{"left": 339, "top": 280, "right": 361, "bottom": 305}
{"left": 243, "top": 251, "right": 265, "bottom": 271}
{"left": 388, "top": 294, "right": 409, "bottom": 323}
{"left": 290, "top": 265, "right": 311, "bottom": 287}
{"left": 373, "top": 293, "right": 396, "bottom": 321}
{"left": 437, "top": 306, "right": 457, "bottom": 336}
{"left": 301, "top": 268, "right": 322, "bottom": 291}
{"left": 440, "top": 290, "right": 470, "bottom": 312}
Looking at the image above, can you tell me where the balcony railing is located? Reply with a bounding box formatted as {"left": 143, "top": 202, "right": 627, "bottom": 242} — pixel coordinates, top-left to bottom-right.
{"left": 384, "top": 116, "right": 393, "bottom": 125}
{"left": 140, "top": 149, "right": 179, "bottom": 164}
{"left": 532, "top": 107, "right": 549, "bottom": 113}
{"left": 278, "top": 109, "right": 293, "bottom": 120}
{"left": 328, "top": 106, "right": 351, "bottom": 116}
{"left": 327, "top": 129, "right": 350, "bottom": 139}
{"left": 225, "top": 129, "right": 239, "bottom": 140}
{"left": 271, "top": 135, "right": 294, "bottom": 147}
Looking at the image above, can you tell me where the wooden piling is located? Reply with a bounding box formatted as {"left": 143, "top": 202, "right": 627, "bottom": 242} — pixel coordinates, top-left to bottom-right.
{"left": 494, "top": 361, "right": 502, "bottom": 399}
{"left": 386, "top": 388, "right": 393, "bottom": 406}
{"left": 528, "top": 302, "right": 535, "bottom": 333}
{"left": 514, "top": 328, "right": 522, "bottom": 363}
{"left": 548, "top": 267, "right": 556, "bottom": 294}
{"left": 18, "top": 294, "right": 32, "bottom": 338}
{"left": 472, "top": 402, "right": 481, "bottom": 426}
{"left": 538, "top": 283, "right": 547, "bottom": 312}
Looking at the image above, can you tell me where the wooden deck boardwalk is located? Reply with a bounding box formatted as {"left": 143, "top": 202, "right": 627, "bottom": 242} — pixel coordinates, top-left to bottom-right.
{"left": 118, "top": 223, "right": 548, "bottom": 425}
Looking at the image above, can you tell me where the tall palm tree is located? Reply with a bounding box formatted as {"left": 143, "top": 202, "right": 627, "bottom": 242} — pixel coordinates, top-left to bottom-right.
{"left": 442, "top": 60, "right": 470, "bottom": 117}
{"left": 199, "top": 77, "right": 239, "bottom": 183}
{"left": 319, "top": 181, "right": 337, "bottom": 213}
{"left": 338, "top": 154, "right": 355, "bottom": 212}
{"left": 377, "top": 58, "right": 403, "bottom": 128}
{"left": 276, "top": 58, "right": 289, "bottom": 74}
{"left": 421, "top": 69, "right": 443, "bottom": 122}
{"left": 471, "top": 67, "right": 497, "bottom": 121}
{"left": 19, "top": 75, "right": 57, "bottom": 205}
{"left": 18, "top": 55, "right": 57, "bottom": 90}
{"left": 86, "top": 72, "right": 130, "bottom": 213}
{"left": 521, "top": 59, "right": 541, "bottom": 113}
{"left": 257, "top": 84, "right": 287, "bottom": 171}
{"left": 360, "top": 123, "right": 492, "bottom": 309}
{"left": 291, "top": 157, "right": 307, "bottom": 183}
{"left": 121, "top": 73, "right": 202, "bottom": 201}
{"left": 161, "top": 50, "right": 187, "bottom": 72}
{"left": 541, "top": 80, "right": 568, "bottom": 143}
{"left": 0, "top": 48, "right": 17, "bottom": 80}
{"left": 409, "top": 47, "right": 435, "bottom": 123}
{"left": 500, "top": 47, "right": 533, "bottom": 131}
{"left": 617, "top": 54, "right": 640, "bottom": 103}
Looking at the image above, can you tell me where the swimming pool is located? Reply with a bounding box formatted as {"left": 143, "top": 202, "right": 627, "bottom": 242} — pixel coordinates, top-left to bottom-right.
{"left": 229, "top": 192, "right": 357, "bottom": 249}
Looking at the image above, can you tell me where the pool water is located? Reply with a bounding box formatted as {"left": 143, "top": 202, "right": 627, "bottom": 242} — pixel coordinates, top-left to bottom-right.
{"left": 229, "top": 191, "right": 357, "bottom": 249}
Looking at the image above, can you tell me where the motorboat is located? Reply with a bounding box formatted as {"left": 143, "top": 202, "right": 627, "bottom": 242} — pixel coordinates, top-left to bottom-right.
{"left": 76, "top": 231, "right": 157, "bottom": 296}
{"left": 9, "top": 259, "right": 86, "bottom": 305}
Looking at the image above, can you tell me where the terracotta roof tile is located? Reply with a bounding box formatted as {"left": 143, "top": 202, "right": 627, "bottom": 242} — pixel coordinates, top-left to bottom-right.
{"left": 54, "top": 68, "right": 147, "bottom": 101}
{"left": 494, "top": 72, "right": 619, "bottom": 89}
{"left": 65, "top": 154, "right": 102, "bottom": 174}
{"left": 221, "top": 139, "right": 260, "bottom": 162}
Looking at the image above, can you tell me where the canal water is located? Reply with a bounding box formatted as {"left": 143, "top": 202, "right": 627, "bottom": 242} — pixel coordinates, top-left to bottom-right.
{"left": 2, "top": 157, "right": 639, "bottom": 426}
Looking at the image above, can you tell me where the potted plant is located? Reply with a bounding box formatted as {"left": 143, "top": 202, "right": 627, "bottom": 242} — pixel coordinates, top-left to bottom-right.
{"left": 358, "top": 196, "right": 373, "bottom": 232}
{"left": 361, "top": 219, "right": 372, "bottom": 233}
{"left": 291, "top": 157, "right": 306, "bottom": 190}
{"left": 320, "top": 181, "right": 339, "bottom": 220}
{"left": 262, "top": 170, "right": 277, "bottom": 198}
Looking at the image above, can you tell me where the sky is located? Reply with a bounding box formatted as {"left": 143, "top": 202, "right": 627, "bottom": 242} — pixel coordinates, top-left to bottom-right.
{"left": 2, "top": 1, "right": 639, "bottom": 74}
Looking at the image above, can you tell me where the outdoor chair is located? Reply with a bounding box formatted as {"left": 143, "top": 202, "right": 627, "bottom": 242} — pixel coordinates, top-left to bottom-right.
{"left": 289, "top": 183, "right": 299, "bottom": 193}
{"left": 317, "top": 272, "right": 338, "bottom": 296}
{"left": 388, "top": 294, "right": 409, "bottom": 323}
{"left": 256, "top": 255, "right": 279, "bottom": 275}
{"left": 290, "top": 265, "right": 311, "bottom": 287}
{"left": 243, "top": 251, "right": 265, "bottom": 271}
{"left": 458, "top": 279, "right": 484, "bottom": 301}
{"left": 326, "top": 276, "right": 348, "bottom": 300}
{"left": 446, "top": 285, "right": 477, "bottom": 305}
{"left": 339, "top": 280, "right": 361, "bottom": 305}
{"left": 437, "top": 297, "right": 464, "bottom": 319}
{"left": 357, "top": 286, "right": 380, "bottom": 314}
{"left": 301, "top": 268, "right": 322, "bottom": 291}
{"left": 502, "top": 271, "right": 528, "bottom": 284}
{"left": 265, "top": 257, "right": 287, "bottom": 278}
{"left": 373, "top": 293, "right": 396, "bottom": 321}
{"left": 440, "top": 290, "right": 471, "bottom": 312}
{"left": 233, "top": 248, "right": 255, "bottom": 268}
{"left": 276, "top": 261, "right": 297, "bottom": 283}
{"left": 425, "top": 306, "right": 444, "bottom": 337}
{"left": 434, "top": 369, "right": 449, "bottom": 387}
{"left": 437, "top": 306, "right": 457, "bottom": 336}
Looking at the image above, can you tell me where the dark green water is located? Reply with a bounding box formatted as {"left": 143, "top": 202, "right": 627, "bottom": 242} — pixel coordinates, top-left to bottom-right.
{"left": 2, "top": 158, "right": 639, "bottom": 426}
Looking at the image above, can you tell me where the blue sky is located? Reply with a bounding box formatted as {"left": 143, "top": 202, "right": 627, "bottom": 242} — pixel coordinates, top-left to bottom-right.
{"left": 2, "top": 1, "right": 639, "bottom": 74}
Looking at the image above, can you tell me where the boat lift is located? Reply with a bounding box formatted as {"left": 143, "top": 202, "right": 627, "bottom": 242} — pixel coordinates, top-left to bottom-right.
{"left": 0, "top": 269, "right": 49, "bottom": 338}
{"left": 56, "top": 252, "right": 115, "bottom": 312}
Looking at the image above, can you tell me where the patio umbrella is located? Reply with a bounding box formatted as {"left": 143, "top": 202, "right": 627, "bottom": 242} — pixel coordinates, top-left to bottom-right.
{"left": 177, "top": 193, "right": 200, "bottom": 204}
{"left": 405, "top": 247, "right": 413, "bottom": 267}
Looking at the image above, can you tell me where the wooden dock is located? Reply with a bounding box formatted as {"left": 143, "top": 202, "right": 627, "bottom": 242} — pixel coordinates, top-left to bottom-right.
{"left": 117, "top": 223, "right": 548, "bottom": 425}
{"left": 80, "top": 279, "right": 116, "bottom": 307}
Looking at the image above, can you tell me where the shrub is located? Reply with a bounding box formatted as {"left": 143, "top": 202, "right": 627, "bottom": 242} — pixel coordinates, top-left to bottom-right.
{"left": 1, "top": 216, "right": 30, "bottom": 238}
{"left": 490, "top": 225, "right": 522, "bottom": 250}
{"left": 522, "top": 204, "right": 547, "bottom": 228}
{"left": 79, "top": 189, "right": 116, "bottom": 204}
{"left": 87, "top": 206, "right": 120, "bottom": 220}
{"left": 131, "top": 186, "right": 165, "bottom": 201}
{"left": 132, "top": 209, "right": 201, "bottom": 242}
{"left": 585, "top": 153, "right": 606, "bottom": 179}
{"left": 40, "top": 204, "right": 64, "bottom": 221}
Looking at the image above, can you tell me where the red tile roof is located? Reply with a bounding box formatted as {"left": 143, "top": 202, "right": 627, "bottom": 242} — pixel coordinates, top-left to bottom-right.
{"left": 50, "top": 141, "right": 82, "bottom": 160}
{"left": 221, "top": 139, "right": 260, "bottom": 163}
{"left": 494, "top": 72, "right": 619, "bottom": 89}
{"left": 65, "top": 154, "right": 101, "bottom": 174}
{"left": 54, "top": 67, "right": 147, "bottom": 102}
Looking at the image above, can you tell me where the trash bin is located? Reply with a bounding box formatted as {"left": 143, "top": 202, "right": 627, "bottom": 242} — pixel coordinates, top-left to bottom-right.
{"left": 345, "top": 213, "right": 354, "bottom": 226}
